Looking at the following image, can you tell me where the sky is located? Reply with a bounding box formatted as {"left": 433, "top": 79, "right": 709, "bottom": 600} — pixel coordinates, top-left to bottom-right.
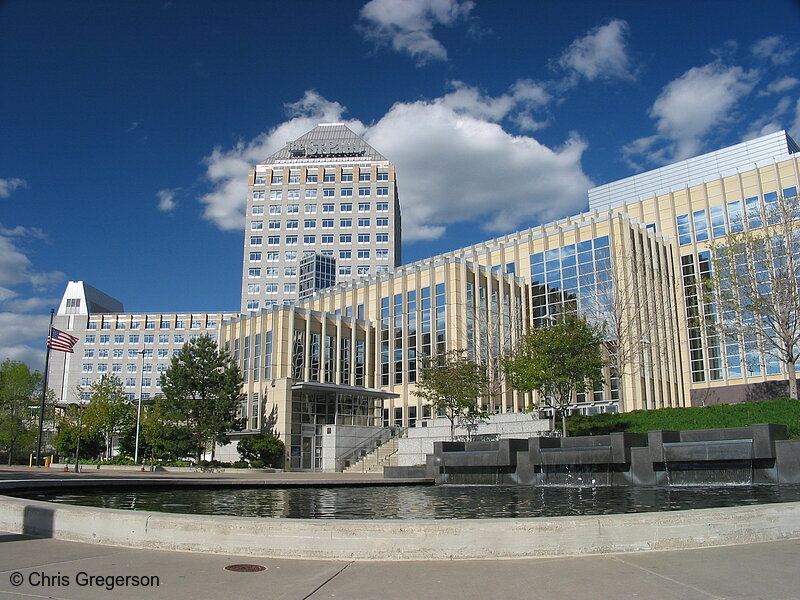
{"left": 1, "top": 0, "right": 799, "bottom": 370}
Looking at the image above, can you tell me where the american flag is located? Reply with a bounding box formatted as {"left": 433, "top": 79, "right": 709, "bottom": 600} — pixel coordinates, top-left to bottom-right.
{"left": 47, "top": 327, "right": 80, "bottom": 353}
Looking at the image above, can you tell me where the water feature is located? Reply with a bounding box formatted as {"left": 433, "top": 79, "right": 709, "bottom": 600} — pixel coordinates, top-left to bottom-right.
{"left": 13, "top": 484, "right": 800, "bottom": 519}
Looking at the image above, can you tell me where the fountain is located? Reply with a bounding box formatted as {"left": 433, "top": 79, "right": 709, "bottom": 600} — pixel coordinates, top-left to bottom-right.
{"left": 388, "top": 424, "right": 800, "bottom": 487}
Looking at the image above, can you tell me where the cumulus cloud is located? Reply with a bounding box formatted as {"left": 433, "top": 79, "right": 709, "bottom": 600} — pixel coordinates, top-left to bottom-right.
{"left": 624, "top": 62, "right": 758, "bottom": 165}
{"left": 156, "top": 188, "right": 179, "bottom": 212}
{"left": 0, "top": 312, "right": 50, "bottom": 368}
{"left": 199, "top": 88, "right": 591, "bottom": 243}
{"left": 0, "top": 177, "right": 27, "bottom": 198}
{"left": 558, "top": 19, "right": 635, "bottom": 82}
{"left": 751, "top": 35, "right": 798, "bottom": 65}
{"left": 0, "top": 226, "right": 64, "bottom": 369}
{"left": 358, "top": 0, "right": 474, "bottom": 64}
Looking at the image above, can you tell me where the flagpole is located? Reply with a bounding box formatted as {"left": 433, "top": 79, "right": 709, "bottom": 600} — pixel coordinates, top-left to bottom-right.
{"left": 35, "top": 309, "right": 55, "bottom": 468}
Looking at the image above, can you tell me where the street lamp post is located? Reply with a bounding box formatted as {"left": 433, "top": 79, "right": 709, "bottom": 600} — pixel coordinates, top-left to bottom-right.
{"left": 134, "top": 348, "right": 146, "bottom": 464}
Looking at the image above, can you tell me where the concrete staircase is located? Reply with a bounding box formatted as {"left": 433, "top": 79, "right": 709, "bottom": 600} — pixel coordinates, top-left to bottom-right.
{"left": 343, "top": 437, "right": 400, "bottom": 474}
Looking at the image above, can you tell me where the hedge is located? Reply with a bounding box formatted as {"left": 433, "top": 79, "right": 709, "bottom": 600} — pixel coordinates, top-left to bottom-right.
{"left": 567, "top": 398, "right": 800, "bottom": 439}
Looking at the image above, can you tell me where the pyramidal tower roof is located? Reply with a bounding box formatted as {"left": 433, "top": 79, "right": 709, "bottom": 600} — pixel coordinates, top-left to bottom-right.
{"left": 263, "top": 123, "right": 387, "bottom": 165}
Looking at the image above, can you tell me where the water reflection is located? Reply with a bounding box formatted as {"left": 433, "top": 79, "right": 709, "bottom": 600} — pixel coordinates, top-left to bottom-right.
{"left": 16, "top": 484, "right": 800, "bottom": 520}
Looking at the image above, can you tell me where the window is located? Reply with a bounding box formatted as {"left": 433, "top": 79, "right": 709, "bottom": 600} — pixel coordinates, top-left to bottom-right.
{"left": 127, "top": 363, "right": 137, "bottom": 373}
{"left": 284, "top": 267, "right": 297, "bottom": 276}
{"left": 322, "top": 203, "right": 334, "bottom": 212}
{"left": 250, "top": 236, "right": 262, "bottom": 246}
{"left": 125, "top": 378, "right": 136, "bottom": 387}
{"left": 340, "top": 218, "right": 352, "bottom": 228}
{"left": 264, "top": 267, "right": 278, "bottom": 277}
{"left": 248, "top": 268, "right": 261, "bottom": 277}
{"left": 359, "top": 171, "right": 370, "bottom": 181}
{"left": 99, "top": 335, "right": 110, "bottom": 344}
{"left": 98, "top": 349, "right": 108, "bottom": 358}
{"left": 97, "top": 364, "right": 107, "bottom": 372}
{"left": 358, "top": 202, "right": 370, "bottom": 212}
{"left": 144, "top": 335, "right": 154, "bottom": 344}
{"left": 306, "top": 172, "right": 318, "bottom": 183}
{"left": 246, "top": 300, "right": 259, "bottom": 310}
{"left": 271, "top": 173, "right": 283, "bottom": 184}
{"left": 376, "top": 187, "right": 389, "bottom": 196}
{"left": 358, "top": 188, "right": 370, "bottom": 197}
{"left": 358, "top": 234, "right": 370, "bottom": 243}
{"left": 254, "top": 175, "right": 266, "bottom": 185}
{"left": 376, "top": 202, "right": 388, "bottom": 211}
{"left": 340, "top": 188, "right": 353, "bottom": 198}
{"left": 321, "top": 234, "right": 334, "bottom": 244}
{"left": 340, "top": 202, "right": 352, "bottom": 212}
{"left": 247, "top": 284, "right": 260, "bottom": 294}
{"left": 376, "top": 218, "right": 389, "bottom": 227}
{"left": 339, "top": 265, "right": 351, "bottom": 275}
{"left": 358, "top": 249, "right": 370, "bottom": 259}
{"left": 251, "top": 221, "right": 263, "bottom": 230}
{"left": 323, "top": 171, "right": 335, "bottom": 182}
{"left": 321, "top": 219, "right": 334, "bottom": 228}
{"left": 286, "top": 220, "right": 299, "bottom": 229}
{"left": 692, "top": 210, "right": 708, "bottom": 242}
{"left": 252, "top": 205, "right": 264, "bottom": 215}
{"left": 340, "top": 234, "right": 352, "bottom": 243}
{"left": 268, "top": 204, "right": 281, "bottom": 215}
{"left": 288, "top": 173, "right": 300, "bottom": 183}
{"left": 85, "top": 335, "right": 96, "bottom": 344}
{"left": 266, "top": 218, "right": 279, "bottom": 230}
{"left": 130, "top": 321, "right": 140, "bottom": 330}
{"left": 304, "top": 219, "right": 316, "bottom": 228}
{"left": 340, "top": 250, "right": 352, "bottom": 259}
{"left": 112, "top": 363, "right": 121, "bottom": 372}
{"left": 286, "top": 204, "right": 299, "bottom": 214}
{"left": 113, "top": 349, "right": 123, "bottom": 358}
{"left": 305, "top": 189, "right": 317, "bottom": 199}
{"left": 357, "top": 266, "right": 370, "bottom": 275}
{"left": 267, "top": 236, "right": 280, "bottom": 245}
{"left": 266, "top": 252, "right": 279, "bottom": 261}
{"left": 376, "top": 249, "right": 389, "bottom": 259}
{"left": 174, "top": 334, "right": 184, "bottom": 343}
{"left": 376, "top": 233, "right": 389, "bottom": 242}
{"left": 82, "top": 363, "right": 93, "bottom": 373}
{"left": 158, "top": 335, "right": 169, "bottom": 344}
{"left": 358, "top": 218, "right": 370, "bottom": 227}
{"left": 249, "top": 252, "right": 262, "bottom": 261}
{"left": 84, "top": 349, "right": 94, "bottom": 358}
{"left": 285, "top": 251, "right": 297, "bottom": 261}
{"left": 304, "top": 235, "right": 316, "bottom": 244}
{"left": 101, "top": 322, "right": 111, "bottom": 330}
{"left": 676, "top": 214, "right": 691, "bottom": 245}
{"left": 265, "top": 284, "right": 278, "bottom": 293}
{"left": 252, "top": 190, "right": 265, "bottom": 200}
{"left": 87, "top": 322, "right": 97, "bottom": 330}
{"left": 284, "top": 283, "right": 297, "bottom": 293}
{"left": 303, "top": 204, "right": 316, "bottom": 214}
{"left": 377, "top": 172, "right": 388, "bottom": 181}
{"left": 341, "top": 172, "right": 353, "bottom": 182}
{"left": 269, "top": 190, "right": 282, "bottom": 201}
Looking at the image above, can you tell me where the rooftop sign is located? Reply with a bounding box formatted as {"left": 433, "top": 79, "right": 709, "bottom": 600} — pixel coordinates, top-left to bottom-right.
{"left": 288, "top": 140, "right": 366, "bottom": 158}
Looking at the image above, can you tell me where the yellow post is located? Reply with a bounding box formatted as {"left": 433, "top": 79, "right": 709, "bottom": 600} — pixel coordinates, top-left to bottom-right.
{"left": 29, "top": 453, "right": 33, "bottom": 467}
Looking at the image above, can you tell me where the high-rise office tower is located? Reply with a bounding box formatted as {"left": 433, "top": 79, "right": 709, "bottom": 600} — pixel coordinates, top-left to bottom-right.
{"left": 241, "top": 123, "right": 401, "bottom": 312}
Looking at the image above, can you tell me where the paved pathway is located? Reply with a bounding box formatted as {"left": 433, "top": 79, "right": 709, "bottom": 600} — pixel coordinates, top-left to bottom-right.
{"left": 0, "top": 533, "right": 798, "bottom": 600}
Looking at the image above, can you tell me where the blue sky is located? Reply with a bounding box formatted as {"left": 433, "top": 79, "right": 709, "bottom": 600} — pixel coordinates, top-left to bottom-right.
{"left": 2, "top": 0, "right": 799, "bottom": 369}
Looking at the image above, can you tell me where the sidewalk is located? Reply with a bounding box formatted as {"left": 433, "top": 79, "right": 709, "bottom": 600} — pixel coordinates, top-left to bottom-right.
{"left": 0, "top": 532, "right": 798, "bottom": 600}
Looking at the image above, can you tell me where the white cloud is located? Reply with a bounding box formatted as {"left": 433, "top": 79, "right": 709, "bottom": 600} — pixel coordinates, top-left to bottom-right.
{"left": 156, "top": 188, "right": 179, "bottom": 212}
{"left": 0, "top": 178, "right": 27, "bottom": 198}
{"left": 558, "top": 19, "right": 634, "bottom": 82}
{"left": 0, "top": 225, "right": 62, "bottom": 290}
{"left": 199, "top": 89, "right": 591, "bottom": 243}
{"left": 790, "top": 98, "right": 800, "bottom": 142}
{"left": 0, "top": 312, "right": 49, "bottom": 369}
{"left": 760, "top": 76, "right": 800, "bottom": 96}
{"left": 751, "top": 36, "right": 798, "bottom": 65}
{"left": 744, "top": 96, "right": 794, "bottom": 141}
{"left": 358, "top": 0, "right": 474, "bottom": 64}
{"left": 624, "top": 62, "right": 758, "bottom": 165}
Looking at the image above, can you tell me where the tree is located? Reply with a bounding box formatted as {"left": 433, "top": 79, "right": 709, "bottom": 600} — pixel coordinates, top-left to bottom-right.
{"left": 118, "top": 398, "right": 196, "bottom": 462}
{"left": 708, "top": 193, "right": 800, "bottom": 400}
{"left": 412, "top": 350, "right": 489, "bottom": 440}
{"left": 160, "top": 335, "right": 244, "bottom": 461}
{"left": 237, "top": 433, "right": 285, "bottom": 467}
{"left": 503, "top": 315, "right": 606, "bottom": 437}
{"left": 53, "top": 403, "right": 103, "bottom": 460}
{"left": 82, "top": 374, "right": 129, "bottom": 459}
{"left": 0, "top": 360, "right": 44, "bottom": 465}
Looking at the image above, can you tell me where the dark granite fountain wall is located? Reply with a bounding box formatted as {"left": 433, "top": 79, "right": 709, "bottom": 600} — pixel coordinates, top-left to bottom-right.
{"left": 385, "top": 424, "right": 800, "bottom": 486}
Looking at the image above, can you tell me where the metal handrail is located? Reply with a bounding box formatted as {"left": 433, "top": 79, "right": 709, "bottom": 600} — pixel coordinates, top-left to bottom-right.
{"left": 337, "top": 426, "right": 406, "bottom": 472}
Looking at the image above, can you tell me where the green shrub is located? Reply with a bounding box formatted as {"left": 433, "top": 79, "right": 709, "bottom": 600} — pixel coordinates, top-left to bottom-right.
{"left": 568, "top": 398, "right": 800, "bottom": 439}
{"left": 231, "top": 461, "right": 249, "bottom": 469}
{"left": 250, "top": 459, "right": 265, "bottom": 469}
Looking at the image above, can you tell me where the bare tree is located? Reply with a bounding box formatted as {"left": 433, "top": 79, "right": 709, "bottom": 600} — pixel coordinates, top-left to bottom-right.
{"left": 708, "top": 193, "right": 800, "bottom": 400}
